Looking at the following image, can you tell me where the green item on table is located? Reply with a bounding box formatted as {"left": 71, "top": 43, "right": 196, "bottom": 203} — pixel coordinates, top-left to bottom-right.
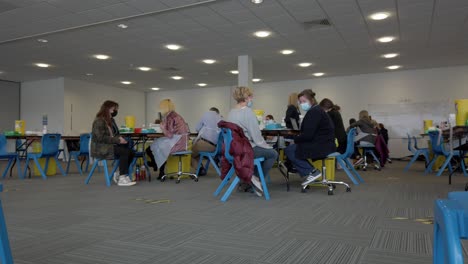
{"left": 4, "top": 131, "right": 20, "bottom": 136}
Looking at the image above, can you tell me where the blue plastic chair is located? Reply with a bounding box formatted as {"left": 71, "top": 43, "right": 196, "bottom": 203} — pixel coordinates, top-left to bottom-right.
{"left": 85, "top": 159, "right": 120, "bottom": 187}
{"left": 404, "top": 134, "right": 430, "bottom": 172}
{"left": 66, "top": 133, "right": 91, "bottom": 175}
{"left": 0, "top": 184, "right": 13, "bottom": 264}
{"left": 425, "top": 131, "right": 467, "bottom": 177}
{"left": 0, "top": 135, "right": 20, "bottom": 179}
{"left": 213, "top": 128, "right": 270, "bottom": 202}
{"left": 328, "top": 128, "right": 364, "bottom": 185}
{"left": 22, "top": 134, "right": 66, "bottom": 180}
{"left": 195, "top": 133, "right": 223, "bottom": 177}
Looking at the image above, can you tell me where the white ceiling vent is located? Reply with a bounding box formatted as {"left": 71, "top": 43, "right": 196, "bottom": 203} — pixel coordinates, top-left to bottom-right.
{"left": 302, "top": 18, "right": 332, "bottom": 30}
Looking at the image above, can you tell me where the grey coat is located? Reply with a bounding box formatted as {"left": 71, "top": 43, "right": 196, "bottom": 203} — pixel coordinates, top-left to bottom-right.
{"left": 91, "top": 117, "right": 120, "bottom": 159}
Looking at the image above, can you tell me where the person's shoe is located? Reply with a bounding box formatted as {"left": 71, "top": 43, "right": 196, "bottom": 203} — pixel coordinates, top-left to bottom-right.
{"left": 113, "top": 172, "right": 120, "bottom": 184}
{"left": 198, "top": 168, "right": 207, "bottom": 176}
{"left": 301, "top": 170, "right": 322, "bottom": 186}
{"left": 353, "top": 158, "right": 364, "bottom": 166}
{"left": 124, "top": 175, "right": 133, "bottom": 182}
{"left": 118, "top": 176, "right": 136, "bottom": 186}
{"left": 250, "top": 176, "right": 264, "bottom": 197}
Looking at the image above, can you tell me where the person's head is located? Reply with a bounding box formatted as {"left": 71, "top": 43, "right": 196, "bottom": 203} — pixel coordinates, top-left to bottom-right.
{"left": 297, "top": 89, "right": 317, "bottom": 111}
{"left": 265, "top": 114, "right": 274, "bottom": 121}
{"left": 359, "top": 110, "right": 370, "bottom": 120}
{"left": 349, "top": 118, "right": 356, "bottom": 125}
{"left": 319, "top": 98, "right": 334, "bottom": 112}
{"left": 209, "top": 107, "right": 220, "bottom": 114}
{"left": 96, "top": 100, "right": 119, "bottom": 126}
{"left": 159, "top": 99, "right": 175, "bottom": 115}
{"left": 232, "top": 86, "right": 253, "bottom": 107}
{"left": 288, "top": 92, "right": 299, "bottom": 108}
{"left": 378, "top": 123, "right": 385, "bottom": 129}
{"left": 154, "top": 119, "right": 161, "bottom": 125}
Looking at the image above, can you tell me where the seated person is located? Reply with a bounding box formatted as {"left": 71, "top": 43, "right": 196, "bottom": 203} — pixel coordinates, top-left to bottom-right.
{"left": 191, "top": 107, "right": 222, "bottom": 176}
{"left": 284, "top": 89, "right": 336, "bottom": 186}
{"left": 228, "top": 86, "right": 278, "bottom": 195}
{"left": 146, "top": 99, "right": 189, "bottom": 179}
{"left": 350, "top": 110, "right": 378, "bottom": 165}
{"left": 91, "top": 100, "right": 135, "bottom": 186}
{"left": 264, "top": 115, "right": 278, "bottom": 144}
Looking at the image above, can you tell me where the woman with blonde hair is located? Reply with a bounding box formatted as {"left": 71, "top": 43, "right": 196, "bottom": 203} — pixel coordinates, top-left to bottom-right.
{"left": 285, "top": 92, "right": 300, "bottom": 129}
{"left": 227, "top": 86, "right": 278, "bottom": 195}
{"left": 146, "top": 99, "right": 189, "bottom": 179}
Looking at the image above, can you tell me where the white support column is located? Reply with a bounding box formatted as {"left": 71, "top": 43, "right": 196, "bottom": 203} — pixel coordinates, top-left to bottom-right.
{"left": 238, "top": 55, "right": 253, "bottom": 88}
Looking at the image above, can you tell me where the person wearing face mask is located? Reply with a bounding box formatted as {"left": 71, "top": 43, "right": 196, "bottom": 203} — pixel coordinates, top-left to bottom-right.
{"left": 319, "top": 98, "right": 347, "bottom": 154}
{"left": 264, "top": 115, "right": 278, "bottom": 144}
{"left": 146, "top": 99, "right": 190, "bottom": 179}
{"left": 227, "top": 86, "right": 278, "bottom": 195}
{"left": 284, "top": 89, "right": 336, "bottom": 186}
{"left": 91, "top": 100, "right": 136, "bottom": 186}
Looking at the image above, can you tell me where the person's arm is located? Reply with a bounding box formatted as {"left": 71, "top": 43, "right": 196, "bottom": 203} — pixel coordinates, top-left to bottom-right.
{"left": 161, "top": 115, "right": 174, "bottom": 138}
{"left": 245, "top": 111, "right": 272, "bottom": 149}
{"left": 92, "top": 119, "right": 120, "bottom": 144}
{"left": 294, "top": 110, "right": 321, "bottom": 143}
{"left": 195, "top": 113, "right": 206, "bottom": 132}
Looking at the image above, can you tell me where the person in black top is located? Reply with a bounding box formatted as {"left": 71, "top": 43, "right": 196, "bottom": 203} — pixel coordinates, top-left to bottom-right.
{"left": 378, "top": 123, "right": 389, "bottom": 145}
{"left": 319, "top": 98, "right": 347, "bottom": 154}
{"left": 285, "top": 92, "right": 300, "bottom": 129}
{"left": 284, "top": 89, "right": 336, "bottom": 186}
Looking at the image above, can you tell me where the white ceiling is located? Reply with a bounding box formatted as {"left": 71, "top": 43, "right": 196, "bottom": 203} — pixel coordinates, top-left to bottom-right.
{"left": 0, "top": 0, "right": 468, "bottom": 91}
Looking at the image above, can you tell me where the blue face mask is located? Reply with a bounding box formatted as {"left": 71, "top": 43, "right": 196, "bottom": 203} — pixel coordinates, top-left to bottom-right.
{"left": 300, "top": 102, "right": 311, "bottom": 111}
{"left": 267, "top": 119, "right": 274, "bottom": 124}
{"left": 247, "top": 100, "right": 253, "bottom": 108}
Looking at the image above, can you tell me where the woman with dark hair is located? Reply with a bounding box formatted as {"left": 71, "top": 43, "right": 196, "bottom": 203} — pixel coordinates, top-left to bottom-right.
{"left": 319, "top": 98, "right": 347, "bottom": 154}
{"left": 284, "top": 89, "right": 336, "bottom": 186}
{"left": 285, "top": 93, "right": 300, "bottom": 129}
{"left": 91, "top": 100, "right": 135, "bottom": 186}
{"left": 378, "top": 123, "right": 389, "bottom": 145}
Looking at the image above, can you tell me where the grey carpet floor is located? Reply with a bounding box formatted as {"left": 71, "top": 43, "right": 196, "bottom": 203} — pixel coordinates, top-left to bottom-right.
{"left": 0, "top": 160, "right": 467, "bottom": 264}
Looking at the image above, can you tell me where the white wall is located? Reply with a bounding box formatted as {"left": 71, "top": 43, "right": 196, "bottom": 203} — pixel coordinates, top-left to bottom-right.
{"left": 0, "top": 80, "right": 20, "bottom": 131}
{"left": 146, "top": 65, "right": 468, "bottom": 157}
{"left": 21, "top": 78, "right": 65, "bottom": 134}
{"left": 64, "top": 78, "right": 146, "bottom": 135}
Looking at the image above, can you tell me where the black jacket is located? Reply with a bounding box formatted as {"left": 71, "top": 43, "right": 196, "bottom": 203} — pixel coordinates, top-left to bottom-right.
{"left": 327, "top": 110, "right": 346, "bottom": 144}
{"left": 285, "top": 105, "right": 300, "bottom": 129}
{"left": 294, "top": 105, "right": 336, "bottom": 160}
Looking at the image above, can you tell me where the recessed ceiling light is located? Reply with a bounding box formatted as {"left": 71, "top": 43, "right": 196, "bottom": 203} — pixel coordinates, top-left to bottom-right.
{"left": 230, "top": 70, "right": 239, "bottom": 74}
{"left": 377, "top": 36, "right": 394, "bottom": 43}
{"left": 254, "top": 31, "right": 271, "bottom": 38}
{"left": 382, "top": 53, "right": 399, "bottom": 58}
{"left": 313, "top": 72, "right": 325, "bottom": 77}
{"left": 252, "top": 0, "right": 263, "bottom": 4}
{"left": 117, "top": 24, "right": 128, "bottom": 29}
{"left": 137, "top": 66, "right": 151, "bottom": 71}
{"left": 369, "top": 12, "right": 390, "bottom": 20}
{"left": 202, "top": 59, "right": 216, "bottom": 64}
{"left": 86, "top": 73, "right": 94, "bottom": 76}
{"left": 93, "top": 54, "right": 110, "bottom": 60}
{"left": 280, "top": 49, "right": 295, "bottom": 55}
{"left": 298, "top": 62, "right": 313, "bottom": 67}
{"left": 387, "top": 65, "right": 401, "bottom": 70}
{"left": 121, "top": 81, "right": 132, "bottom": 85}
{"left": 151, "top": 87, "right": 160, "bottom": 91}
{"left": 166, "top": 44, "right": 182, "bottom": 50}
{"left": 35, "top": 63, "right": 50, "bottom": 68}
{"left": 37, "top": 39, "right": 48, "bottom": 43}
{"left": 197, "top": 83, "right": 207, "bottom": 87}
{"left": 252, "top": 78, "right": 262, "bottom": 82}
{"left": 171, "top": 76, "right": 183, "bottom": 80}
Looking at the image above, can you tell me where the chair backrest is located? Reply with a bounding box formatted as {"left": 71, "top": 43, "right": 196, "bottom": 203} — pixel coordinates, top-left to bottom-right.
{"left": 342, "top": 128, "right": 357, "bottom": 158}
{"left": 412, "top": 136, "right": 421, "bottom": 150}
{"left": 220, "top": 128, "right": 234, "bottom": 163}
{"left": 0, "top": 134, "right": 7, "bottom": 155}
{"left": 79, "top": 133, "right": 91, "bottom": 154}
{"left": 428, "top": 130, "right": 445, "bottom": 155}
{"left": 40, "top": 133, "right": 61, "bottom": 156}
{"left": 213, "top": 132, "right": 223, "bottom": 155}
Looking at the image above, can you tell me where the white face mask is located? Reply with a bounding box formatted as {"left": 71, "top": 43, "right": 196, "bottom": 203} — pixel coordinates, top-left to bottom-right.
{"left": 300, "top": 102, "right": 311, "bottom": 111}
{"left": 267, "top": 119, "right": 274, "bottom": 124}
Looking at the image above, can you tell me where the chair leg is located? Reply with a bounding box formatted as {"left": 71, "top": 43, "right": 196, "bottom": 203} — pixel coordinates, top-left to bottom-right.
{"left": 369, "top": 151, "right": 381, "bottom": 168}
{"left": 425, "top": 157, "right": 438, "bottom": 174}
{"left": 44, "top": 157, "right": 50, "bottom": 173}
{"left": 255, "top": 160, "right": 270, "bottom": 200}
{"left": 214, "top": 167, "right": 234, "bottom": 197}
{"left": 404, "top": 153, "right": 420, "bottom": 172}
{"left": 110, "top": 160, "right": 119, "bottom": 181}
{"left": 85, "top": 162, "right": 99, "bottom": 184}
{"left": 437, "top": 154, "right": 453, "bottom": 176}
{"left": 85, "top": 157, "right": 90, "bottom": 173}
{"left": 103, "top": 161, "right": 111, "bottom": 187}
{"left": 54, "top": 156, "right": 66, "bottom": 176}
{"left": 33, "top": 157, "right": 47, "bottom": 180}
{"left": 208, "top": 156, "right": 221, "bottom": 176}
{"left": 196, "top": 155, "right": 204, "bottom": 175}
{"left": 344, "top": 158, "right": 364, "bottom": 183}
{"left": 66, "top": 154, "right": 72, "bottom": 174}
{"left": 1, "top": 159, "right": 14, "bottom": 179}
{"left": 73, "top": 154, "right": 83, "bottom": 175}
{"left": 221, "top": 176, "right": 240, "bottom": 202}
{"left": 15, "top": 157, "right": 21, "bottom": 179}
{"left": 337, "top": 158, "right": 359, "bottom": 185}
{"left": 22, "top": 157, "right": 29, "bottom": 179}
